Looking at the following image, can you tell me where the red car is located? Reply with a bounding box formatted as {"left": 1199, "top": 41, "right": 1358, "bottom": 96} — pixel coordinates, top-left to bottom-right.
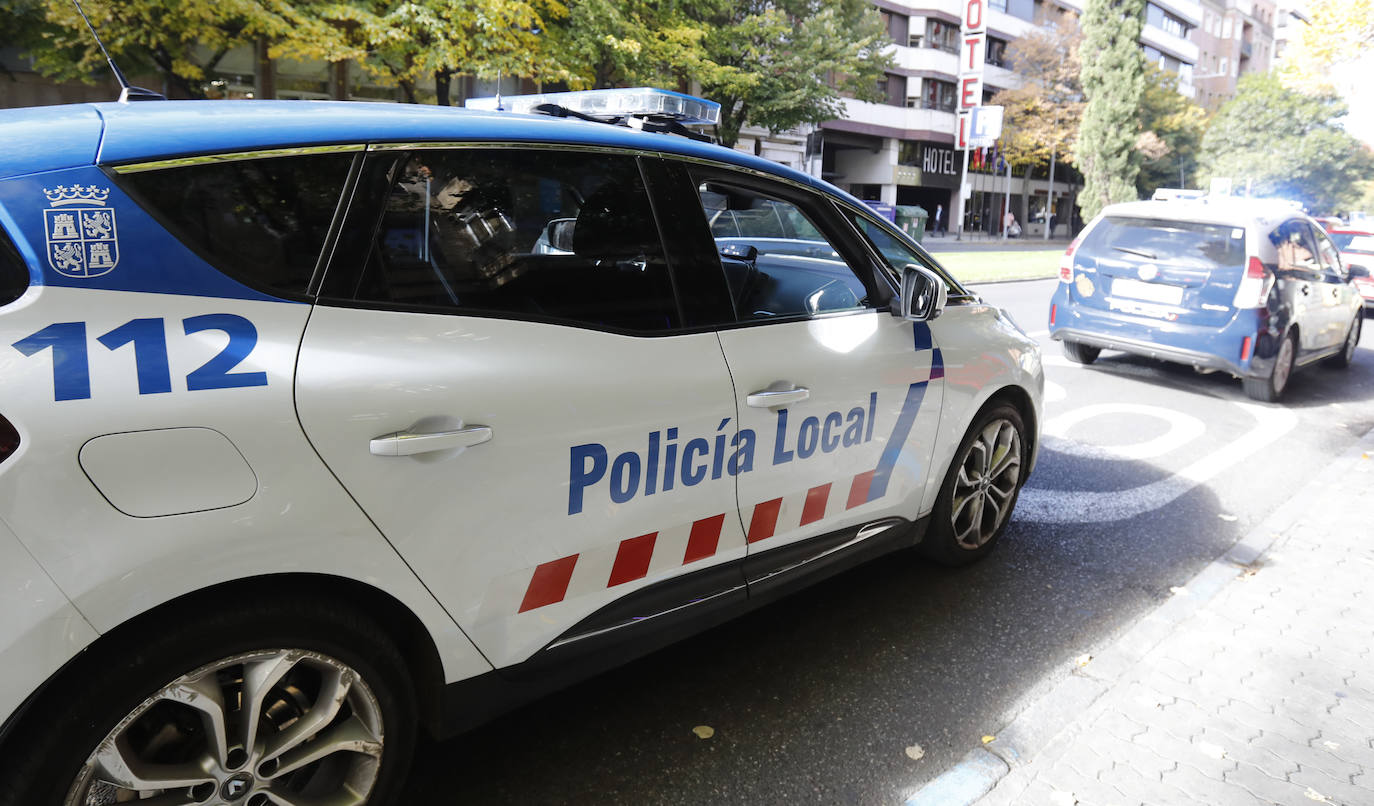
{"left": 1327, "top": 227, "right": 1374, "bottom": 311}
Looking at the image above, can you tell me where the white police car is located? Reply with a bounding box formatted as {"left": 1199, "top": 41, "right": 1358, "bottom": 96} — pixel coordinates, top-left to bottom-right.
{"left": 0, "top": 89, "right": 1041, "bottom": 805}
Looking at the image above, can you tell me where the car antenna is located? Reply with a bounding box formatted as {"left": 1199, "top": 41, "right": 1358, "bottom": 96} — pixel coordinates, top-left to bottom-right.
{"left": 69, "top": 0, "right": 164, "bottom": 102}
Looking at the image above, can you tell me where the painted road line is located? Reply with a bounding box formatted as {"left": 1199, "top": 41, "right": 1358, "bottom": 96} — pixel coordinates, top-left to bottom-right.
{"left": 1042, "top": 403, "right": 1205, "bottom": 462}
{"left": 1015, "top": 400, "right": 1298, "bottom": 524}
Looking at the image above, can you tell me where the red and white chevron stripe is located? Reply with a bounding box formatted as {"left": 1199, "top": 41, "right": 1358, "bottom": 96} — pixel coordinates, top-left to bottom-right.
{"left": 515, "top": 468, "right": 882, "bottom": 614}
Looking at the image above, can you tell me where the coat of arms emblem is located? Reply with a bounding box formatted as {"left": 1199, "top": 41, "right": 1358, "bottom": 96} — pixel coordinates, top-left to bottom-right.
{"left": 43, "top": 184, "right": 119, "bottom": 278}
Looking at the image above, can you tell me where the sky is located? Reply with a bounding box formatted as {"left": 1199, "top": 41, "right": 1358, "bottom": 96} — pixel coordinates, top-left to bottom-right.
{"left": 1335, "top": 56, "right": 1374, "bottom": 147}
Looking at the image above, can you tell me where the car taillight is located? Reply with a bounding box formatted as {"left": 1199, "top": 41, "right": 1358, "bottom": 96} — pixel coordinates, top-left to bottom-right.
{"left": 0, "top": 414, "right": 17, "bottom": 465}
{"left": 1241, "top": 336, "right": 1253, "bottom": 362}
{"left": 1232, "top": 256, "right": 1273, "bottom": 308}
{"left": 1059, "top": 236, "right": 1081, "bottom": 282}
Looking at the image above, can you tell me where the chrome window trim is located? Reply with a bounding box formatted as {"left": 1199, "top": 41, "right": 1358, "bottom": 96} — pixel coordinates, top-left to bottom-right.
{"left": 110, "top": 144, "right": 366, "bottom": 174}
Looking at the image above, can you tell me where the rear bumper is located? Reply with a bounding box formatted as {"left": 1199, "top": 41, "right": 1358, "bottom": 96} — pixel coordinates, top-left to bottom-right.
{"left": 1049, "top": 287, "right": 1274, "bottom": 379}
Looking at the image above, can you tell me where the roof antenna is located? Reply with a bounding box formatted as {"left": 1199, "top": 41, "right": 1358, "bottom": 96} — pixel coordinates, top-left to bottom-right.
{"left": 70, "top": 0, "right": 164, "bottom": 102}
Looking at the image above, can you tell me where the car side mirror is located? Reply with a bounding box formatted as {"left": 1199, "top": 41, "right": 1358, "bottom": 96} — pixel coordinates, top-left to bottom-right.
{"left": 546, "top": 218, "right": 576, "bottom": 252}
{"left": 897, "top": 264, "right": 948, "bottom": 321}
{"left": 1348, "top": 263, "right": 1370, "bottom": 279}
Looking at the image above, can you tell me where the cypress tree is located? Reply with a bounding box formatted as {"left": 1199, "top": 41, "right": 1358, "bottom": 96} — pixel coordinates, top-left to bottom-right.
{"left": 1076, "top": 0, "right": 1147, "bottom": 221}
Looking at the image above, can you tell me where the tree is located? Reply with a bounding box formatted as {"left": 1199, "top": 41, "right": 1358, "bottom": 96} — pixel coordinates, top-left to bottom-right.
{"left": 990, "top": 12, "right": 1083, "bottom": 170}
{"left": 277, "top": 1, "right": 569, "bottom": 105}
{"left": 1281, "top": 0, "right": 1374, "bottom": 88}
{"left": 17, "top": 0, "right": 289, "bottom": 98}
{"left": 1135, "top": 65, "right": 1208, "bottom": 197}
{"left": 542, "top": 0, "right": 693, "bottom": 90}
{"left": 989, "top": 10, "right": 1083, "bottom": 236}
{"left": 695, "top": 0, "right": 892, "bottom": 148}
{"left": 1197, "top": 72, "right": 1374, "bottom": 215}
{"left": 1075, "top": 0, "right": 1146, "bottom": 220}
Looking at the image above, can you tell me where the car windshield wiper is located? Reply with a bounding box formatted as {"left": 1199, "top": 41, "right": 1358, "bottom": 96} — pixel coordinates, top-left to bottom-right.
{"left": 1113, "top": 245, "right": 1157, "bottom": 260}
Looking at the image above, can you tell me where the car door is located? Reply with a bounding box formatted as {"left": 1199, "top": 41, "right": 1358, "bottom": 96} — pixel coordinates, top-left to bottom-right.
{"left": 295, "top": 146, "right": 744, "bottom": 669}
{"left": 1273, "top": 219, "right": 1326, "bottom": 353}
{"left": 1311, "top": 223, "right": 1354, "bottom": 348}
{"left": 677, "top": 166, "right": 945, "bottom": 579}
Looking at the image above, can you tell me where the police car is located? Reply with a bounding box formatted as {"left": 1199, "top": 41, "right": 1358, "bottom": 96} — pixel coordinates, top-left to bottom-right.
{"left": 1049, "top": 197, "right": 1364, "bottom": 402}
{"left": 0, "top": 89, "right": 1042, "bottom": 805}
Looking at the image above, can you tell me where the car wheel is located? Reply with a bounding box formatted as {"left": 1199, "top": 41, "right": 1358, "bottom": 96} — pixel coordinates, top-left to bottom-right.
{"left": 920, "top": 404, "right": 1026, "bottom": 566}
{"left": 1243, "top": 330, "right": 1296, "bottom": 402}
{"left": 0, "top": 597, "right": 416, "bottom": 806}
{"left": 1325, "top": 313, "right": 1361, "bottom": 369}
{"left": 1062, "top": 340, "right": 1100, "bottom": 364}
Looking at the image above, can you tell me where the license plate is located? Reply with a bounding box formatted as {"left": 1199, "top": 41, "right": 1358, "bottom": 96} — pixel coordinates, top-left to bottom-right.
{"left": 1112, "top": 277, "right": 1183, "bottom": 305}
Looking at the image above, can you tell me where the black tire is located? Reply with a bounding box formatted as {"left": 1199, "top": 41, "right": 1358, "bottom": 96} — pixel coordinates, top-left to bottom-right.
{"left": 1243, "top": 330, "right": 1297, "bottom": 403}
{"left": 1062, "top": 340, "right": 1101, "bottom": 364}
{"left": 0, "top": 595, "right": 417, "bottom": 806}
{"left": 920, "top": 403, "right": 1027, "bottom": 566}
{"left": 1325, "top": 313, "right": 1361, "bottom": 369}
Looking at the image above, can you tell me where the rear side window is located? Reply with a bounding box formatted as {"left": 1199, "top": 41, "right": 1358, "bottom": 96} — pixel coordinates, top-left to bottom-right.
{"left": 1079, "top": 216, "right": 1247, "bottom": 269}
{"left": 0, "top": 226, "right": 30, "bottom": 306}
{"left": 117, "top": 153, "right": 353, "bottom": 298}
{"left": 331, "top": 149, "right": 680, "bottom": 333}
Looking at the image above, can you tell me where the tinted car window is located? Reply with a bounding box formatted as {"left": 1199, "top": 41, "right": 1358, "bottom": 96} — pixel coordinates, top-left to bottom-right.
{"left": 0, "top": 226, "right": 28, "bottom": 306}
{"left": 1079, "top": 216, "right": 1247, "bottom": 268}
{"left": 1271, "top": 220, "right": 1320, "bottom": 274}
{"left": 1313, "top": 228, "right": 1343, "bottom": 279}
{"left": 342, "top": 149, "right": 679, "bottom": 333}
{"left": 118, "top": 153, "right": 352, "bottom": 297}
{"left": 694, "top": 179, "right": 869, "bottom": 320}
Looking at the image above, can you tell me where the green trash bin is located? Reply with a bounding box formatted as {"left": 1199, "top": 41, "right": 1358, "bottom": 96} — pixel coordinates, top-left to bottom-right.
{"left": 895, "top": 205, "right": 928, "bottom": 243}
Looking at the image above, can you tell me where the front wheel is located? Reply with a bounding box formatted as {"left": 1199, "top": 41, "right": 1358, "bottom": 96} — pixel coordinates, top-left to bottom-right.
{"left": 1243, "top": 330, "right": 1296, "bottom": 402}
{"left": 0, "top": 598, "right": 417, "bottom": 806}
{"left": 920, "top": 404, "right": 1027, "bottom": 566}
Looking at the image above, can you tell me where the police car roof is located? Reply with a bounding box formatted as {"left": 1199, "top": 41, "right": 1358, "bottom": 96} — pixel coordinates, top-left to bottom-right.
{"left": 1101, "top": 197, "right": 1303, "bottom": 232}
{"left": 0, "top": 99, "right": 827, "bottom": 195}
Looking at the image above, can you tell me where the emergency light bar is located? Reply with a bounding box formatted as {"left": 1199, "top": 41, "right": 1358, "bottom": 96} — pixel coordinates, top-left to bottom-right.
{"left": 466, "top": 87, "right": 721, "bottom": 126}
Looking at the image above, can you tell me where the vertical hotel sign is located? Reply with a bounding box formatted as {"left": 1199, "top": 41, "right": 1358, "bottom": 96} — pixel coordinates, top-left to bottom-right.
{"left": 957, "top": 0, "right": 986, "bottom": 150}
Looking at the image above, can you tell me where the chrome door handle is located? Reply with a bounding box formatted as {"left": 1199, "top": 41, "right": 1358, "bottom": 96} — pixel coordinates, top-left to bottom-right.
{"left": 746, "top": 386, "right": 810, "bottom": 408}
{"left": 370, "top": 425, "right": 492, "bottom": 456}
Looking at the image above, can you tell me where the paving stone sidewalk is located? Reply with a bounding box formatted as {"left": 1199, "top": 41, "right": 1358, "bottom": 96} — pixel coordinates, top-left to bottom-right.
{"left": 974, "top": 429, "right": 1374, "bottom": 806}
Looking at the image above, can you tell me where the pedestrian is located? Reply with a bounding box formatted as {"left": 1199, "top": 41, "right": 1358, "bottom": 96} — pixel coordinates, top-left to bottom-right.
{"left": 1049, "top": 211, "right": 1058, "bottom": 238}
{"left": 934, "top": 204, "right": 944, "bottom": 236}
{"left": 1003, "top": 209, "right": 1018, "bottom": 237}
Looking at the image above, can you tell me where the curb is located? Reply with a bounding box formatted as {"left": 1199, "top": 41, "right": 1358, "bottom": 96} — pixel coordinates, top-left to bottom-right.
{"left": 903, "top": 426, "right": 1374, "bottom": 806}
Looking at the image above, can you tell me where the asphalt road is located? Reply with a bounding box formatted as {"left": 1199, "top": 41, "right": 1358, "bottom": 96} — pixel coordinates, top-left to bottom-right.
{"left": 405, "top": 278, "right": 1374, "bottom": 805}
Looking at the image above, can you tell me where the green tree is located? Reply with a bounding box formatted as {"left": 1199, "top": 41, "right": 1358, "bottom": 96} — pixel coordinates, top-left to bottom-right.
{"left": 683, "top": 0, "right": 891, "bottom": 148}
{"left": 16, "top": 0, "right": 289, "bottom": 98}
{"left": 990, "top": 11, "right": 1083, "bottom": 171}
{"left": 1075, "top": 0, "right": 1146, "bottom": 220}
{"left": 1197, "top": 72, "right": 1374, "bottom": 215}
{"left": 277, "top": 1, "right": 569, "bottom": 105}
{"left": 543, "top": 0, "right": 695, "bottom": 90}
{"left": 1135, "top": 65, "right": 1208, "bottom": 197}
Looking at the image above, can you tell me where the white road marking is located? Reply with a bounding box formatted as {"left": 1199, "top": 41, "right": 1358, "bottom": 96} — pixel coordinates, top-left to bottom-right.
{"left": 1043, "top": 380, "right": 1067, "bottom": 403}
{"left": 1043, "top": 403, "right": 1205, "bottom": 461}
{"left": 1028, "top": 329, "right": 1050, "bottom": 338}
{"left": 1017, "top": 401, "right": 1298, "bottom": 523}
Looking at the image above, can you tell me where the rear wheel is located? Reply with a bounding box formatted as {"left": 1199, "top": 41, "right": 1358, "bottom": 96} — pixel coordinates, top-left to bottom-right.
{"left": 1244, "top": 330, "right": 1296, "bottom": 402}
{"left": 920, "top": 404, "right": 1026, "bottom": 566}
{"left": 1326, "top": 313, "right": 1361, "bottom": 369}
{"left": 0, "top": 598, "right": 417, "bottom": 806}
{"left": 1062, "top": 340, "right": 1100, "bottom": 364}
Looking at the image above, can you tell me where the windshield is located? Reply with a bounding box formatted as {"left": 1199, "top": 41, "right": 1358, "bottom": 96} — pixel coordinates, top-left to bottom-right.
{"left": 1331, "top": 232, "right": 1374, "bottom": 254}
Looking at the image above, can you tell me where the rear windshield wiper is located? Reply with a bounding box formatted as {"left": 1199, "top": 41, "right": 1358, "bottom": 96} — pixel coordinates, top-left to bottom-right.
{"left": 1112, "top": 245, "right": 1157, "bottom": 260}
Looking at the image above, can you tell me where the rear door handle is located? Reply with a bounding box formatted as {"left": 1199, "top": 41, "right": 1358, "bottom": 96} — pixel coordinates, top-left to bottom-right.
{"left": 370, "top": 425, "right": 492, "bottom": 456}
{"left": 746, "top": 386, "right": 810, "bottom": 408}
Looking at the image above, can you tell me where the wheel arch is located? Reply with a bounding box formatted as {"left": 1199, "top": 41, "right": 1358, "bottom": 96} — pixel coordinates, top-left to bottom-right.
{"left": 0, "top": 572, "right": 452, "bottom": 757}
{"left": 983, "top": 383, "right": 1039, "bottom": 475}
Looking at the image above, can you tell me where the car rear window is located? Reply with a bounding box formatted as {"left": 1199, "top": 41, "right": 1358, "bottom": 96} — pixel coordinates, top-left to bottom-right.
{"left": 1079, "top": 216, "right": 1247, "bottom": 268}
{"left": 117, "top": 153, "right": 353, "bottom": 298}
{"left": 1331, "top": 232, "right": 1374, "bottom": 255}
{"left": 0, "top": 226, "right": 29, "bottom": 306}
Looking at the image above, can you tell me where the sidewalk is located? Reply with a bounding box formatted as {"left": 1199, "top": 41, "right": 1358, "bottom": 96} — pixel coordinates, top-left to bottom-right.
{"left": 908, "top": 428, "right": 1374, "bottom": 806}
{"left": 922, "top": 232, "right": 1074, "bottom": 252}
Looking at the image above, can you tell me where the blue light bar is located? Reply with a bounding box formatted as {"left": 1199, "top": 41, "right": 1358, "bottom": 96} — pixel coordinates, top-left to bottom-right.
{"left": 466, "top": 87, "right": 721, "bottom": 126}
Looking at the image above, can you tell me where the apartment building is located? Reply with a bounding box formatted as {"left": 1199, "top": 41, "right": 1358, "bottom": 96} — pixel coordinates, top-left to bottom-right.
{"left": 741, "top": 0, "right": 1201, "bottom": 236}
{"left": 1192, "top": 0, "right": 1278, "bottom": 110}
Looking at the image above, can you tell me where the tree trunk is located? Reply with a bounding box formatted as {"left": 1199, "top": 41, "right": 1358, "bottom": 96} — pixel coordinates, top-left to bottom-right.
{"left": 435, "top": 70, "right": 452, "bottom": 106}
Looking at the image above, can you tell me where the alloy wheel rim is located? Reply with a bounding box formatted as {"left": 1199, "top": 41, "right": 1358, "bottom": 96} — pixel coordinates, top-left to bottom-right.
{"left": 65, "top": 649, "right": 384, "bottom": 806}
{"left": 949, "top": 418, "right": 1022, "bottom": 550}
